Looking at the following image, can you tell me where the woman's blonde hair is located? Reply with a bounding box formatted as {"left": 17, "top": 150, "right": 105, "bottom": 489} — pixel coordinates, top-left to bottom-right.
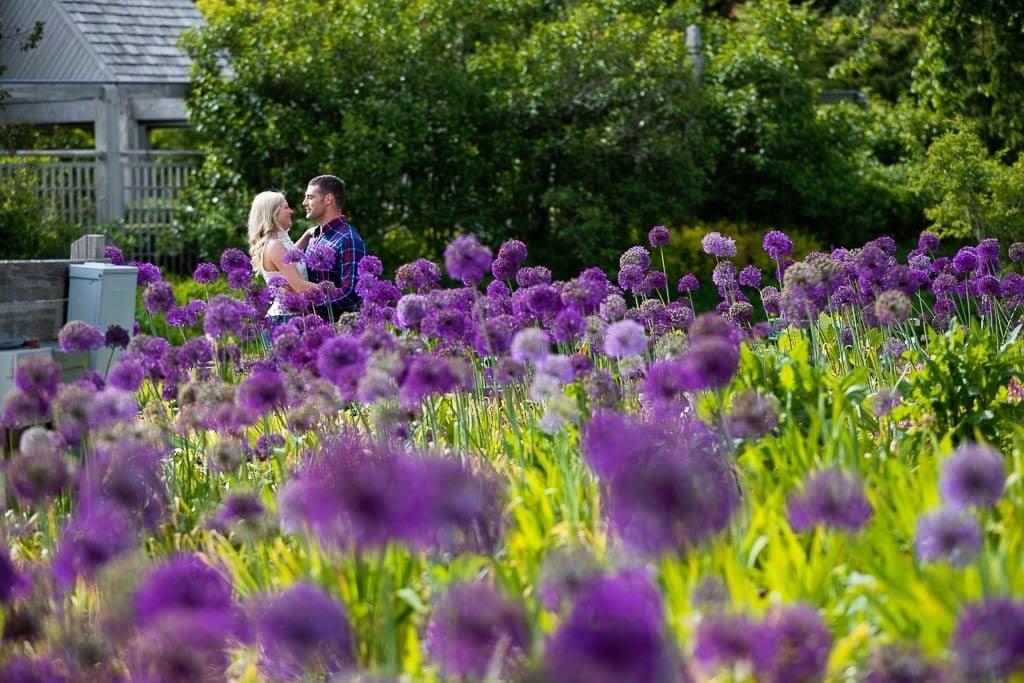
{"left": 247, "top": 190, "right": 287, "bottom": 271}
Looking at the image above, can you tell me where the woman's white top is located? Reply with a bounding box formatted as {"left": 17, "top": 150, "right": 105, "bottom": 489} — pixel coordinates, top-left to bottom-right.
{"left": 260, "top": 231, "right": 308, "bottom": 317}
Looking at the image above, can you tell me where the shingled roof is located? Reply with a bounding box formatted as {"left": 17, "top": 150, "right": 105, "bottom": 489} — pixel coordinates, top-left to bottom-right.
{"left": 0, "top": 0, "right": 204, "bottom": 83}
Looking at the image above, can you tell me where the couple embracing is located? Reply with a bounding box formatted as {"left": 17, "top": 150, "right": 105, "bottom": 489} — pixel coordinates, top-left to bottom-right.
{"left": 247, "top": 175, "right": 367, "bottom": 338}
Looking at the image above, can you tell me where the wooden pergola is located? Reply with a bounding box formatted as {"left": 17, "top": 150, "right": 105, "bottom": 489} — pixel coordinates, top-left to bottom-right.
{"left": 0, "top": 0, "right": 204, "bottom": 223}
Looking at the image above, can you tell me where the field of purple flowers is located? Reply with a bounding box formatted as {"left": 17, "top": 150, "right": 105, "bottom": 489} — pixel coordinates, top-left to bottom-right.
{"left": 2, "top": 227, "right": 1024, "bottom": 682}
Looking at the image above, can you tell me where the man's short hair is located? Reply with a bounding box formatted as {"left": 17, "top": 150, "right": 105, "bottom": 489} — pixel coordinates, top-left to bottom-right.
{"left": 310, "top": 175, "right": 346, "bottom": 209}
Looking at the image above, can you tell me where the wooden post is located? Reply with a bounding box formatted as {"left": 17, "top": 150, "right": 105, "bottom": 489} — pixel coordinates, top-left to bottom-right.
{"left": 70, "top": 234, "right": 107, "bottom": 260}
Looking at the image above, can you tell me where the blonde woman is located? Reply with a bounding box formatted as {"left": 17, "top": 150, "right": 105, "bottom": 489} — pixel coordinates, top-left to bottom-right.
{"left": 247, "top": 191, "right": 317, "bottom": 338}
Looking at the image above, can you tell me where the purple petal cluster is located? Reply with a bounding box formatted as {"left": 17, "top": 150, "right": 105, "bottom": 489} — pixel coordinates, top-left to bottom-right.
{"left": 702, "top": 231, "right": 737, "bottom": 259}
{"left": 425, "top": 581, "right": 529, "bottom": 680}
{"left": 59, "top": 320, "right": 106, "bottom": 352}
{"left": 444, "top": 234, "right": 493, "bottom": 286}
{"left": 939, "top": 442, "right": 1005, "bottom": 509}
{"left": 787, "top": 467, "right": 873, "bottom": 533}
{"left": 953, "top": 598, "right": 1024, "bottom": 680}
{"left": 914, "top": 506, "right": 982, "bottom": 567}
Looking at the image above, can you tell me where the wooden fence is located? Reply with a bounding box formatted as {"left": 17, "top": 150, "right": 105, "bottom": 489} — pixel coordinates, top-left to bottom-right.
{"left": 0, "top": 150, "right": 201, "bottom": 272}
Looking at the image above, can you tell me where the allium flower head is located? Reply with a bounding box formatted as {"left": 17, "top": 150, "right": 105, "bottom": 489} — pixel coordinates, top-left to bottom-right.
{"left": 875, "top": 289, "right": 912, "bottom": 325}
{"left": 510, "top": 327, "right": 551, "bottom": 364}
{"left": 787, "top": 467, "right": 873, "bottom": 533}
{"left": 133, "top": 553, "right": 235, "bottom": 629}
{"left": 953, "top": 598, "right": 1024, "bottom": 680}
{"left": 738, "top": 265, "right": 762, "bottom": 288}
{"left": 203, "top": 294, "right": 255, "bottom": 338}
{"left": 952, "top": 246, "right": 980, "bottom": 276}
{"left": 305, "top": 242, "right": 338, "bottom": 272}
{"left": 134, "top": 260, "right": 162, "bottom": 285}
{"left": 255, "top": 582, "right": 355, "bottom": 679}
{"left": 220, "top": 247, "right": 251, "bottom": 274}
{"left": 602, "top": 319, "right": 648, "bottom": 358}
{"left": 1009, "top": 242, "right": 1024, "bottom": 263}
{"left": 702, "top": 231, "right": 737, "bottom": 259}
{"left": 357, "top": 254, "right": 384, "bottom": 279}
{"left": 620, "top": 245, "right": 652, "bottom": 271}
{"left": 104, "top": 244, "right": 125, "bottom": 264}
{"left": 7, "top": 445, "right": 72, "bottom": 507}
{"left": 537, "top": 547, "right": 603, "bottom": 611}
{"left": 677, "top": 273, "right": 700, "bottom": 293}
{"left": 694, "top": 611, "right": 773, "bottom": 674}
{"left": 14, "top": 352, "right": 61, "bottom": 399}
{"left": 617, "top": 264, "right": 645, "bottom": 293}
{"left": 763, "top": 230, "right": 794, "bottom": 260}
{"left": 726, "top": 389, "right": 780, "bottom": 439}
{"left": 679, "top": 336, "right": 740, "bottom": 391}
{"left": 497, "top": 238, "right": 528, "bottom": 265}
{"left": 444, "top": 234, "right": 493, "bottom": 286}
{"left": 0, "top": 546, "right": 31, "bottom": 605}
{"left": 59, "top": 320, "right": 106, "bottom": 352}
{"left": 425, "top": 582, "right": 529, "bottom": 680}
{"left": 648, "top": 225, "right": 671, "bottom": 248}
{"left": 939, "top": 442, "right": 1005, "bottom": 509}
{"left": 758, "top": 603, "right": 832, "bottom": 683}
{"left": 104, "top": 323, "right": 131, "bottom": 349}
{"left": 238, "top": 367, "right": 288, "bottom": 416}
{"left": 52, "top": 502, "right": 137, "bottom": 588}
{"left": 918, "top": 232, "right": 941, "bottom": 253}
{"left": 193, "top": 261, "right": 220, "bottom": 284}
{"left": 543, "top": 568, "right": 687, "bottom": 683}
{"left": 914, "top": 506, "right": 982, "bottom": 567}
{"left": 395, "top": 257, "right": 442, "bottom": 292}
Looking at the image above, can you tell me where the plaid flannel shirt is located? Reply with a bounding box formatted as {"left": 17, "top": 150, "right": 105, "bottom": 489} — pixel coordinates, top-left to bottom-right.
{"left": 310, "top": 216, "right": 367, "bottom": 312}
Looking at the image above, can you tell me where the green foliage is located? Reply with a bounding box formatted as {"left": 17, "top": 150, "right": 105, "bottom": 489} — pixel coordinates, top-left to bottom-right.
{"left": 0, "top": 166, "right": 84, "bottom": 259}
{"left": 910, "top": 124, "right": 1024, "bottom": 242}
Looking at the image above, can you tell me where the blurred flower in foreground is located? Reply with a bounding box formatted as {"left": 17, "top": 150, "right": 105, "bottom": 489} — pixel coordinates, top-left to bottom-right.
{"left": 758, "top": 603, "right": 832, "bottom": 683}
{"left": 787, "top": 467, "right": 873, "bottom": 533}
{"left": 953, "top": 597, "right": 1024, "bottom": 680}
{"left": 425, "top": 581, "right": 529, "bottom": 680}
{"left": 543, "top": 568, "right": 689, "bottom": 683}
{"left": 939, "top": 442, "right": 1006, "bottom": 509}
{"left": 914, "top": 506, "right": 983, "bottom": 567}
{"left": 864, "top": 642, "right": 950, "bottom": 683}
{"left": 254, "top": 582, "right": 355, "bottom": 680}
{"left": 693, "top": 611, "right": 773, "bottom": 677}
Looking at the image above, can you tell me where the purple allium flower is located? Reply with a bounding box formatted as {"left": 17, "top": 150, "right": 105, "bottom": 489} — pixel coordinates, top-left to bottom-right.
{"left": 52, "top": 502, "right": 137, "bottom": 588}
{"left": 7, "top": 445, "right": 72, "bottom": 507}
{"left": 918, "top": 232, "right": 940, "bottom": 253}
{"left": 49, "top": 383, "right": 95, "bottom": 446}
{"left": 694, "top": 612, "right": 773, "bottom": 674}
{"left": 134, "top": 261, "right": 162, "bottom": 286}
{"left": 220, "top": 247, "right": 250, "bottom": 274}
{"left": 620, "top": 245, "right": 652, "bottom": 271}
{"left": 543, "top": 569, "right": 687, "bottom": 683}
{"left": 758, "top": 603, "right": 832, "bottom": 683}
{"left": 864, "top": 642, "right": 949, "bottom": 683}
{"left": 316, "top": 336, "right": 366, "bottom": 394}
{"left": 726, "top": 390, "right": 780, "bottom": 439}
{"left": 1009, "top": 242, "right": 1024, "bottom": 263}
{"left": 357, "top": 254, "right": 384, "bottom": 279}
{"left": 868, "top": 386, "right": 902, "bottom": 418}
{"left": 141, "top": 280, "right": 176, "bottom": 315}
{"left": 603, "top": 319, "right": 647, "bottom": 358}
{"left": 787, "top": 467, "right": 873, "bottom": 533}
{"left": 58, "top": 320, "right": 106, "bottom": 352}
{"left": 304, "top": 242, "right": 338, "bottom": 272}
{"left": 107, "top": 353, "right": 146, "bottom": 393}
{"left": 763, "top": 230, "right": 794, "bottom": 260}
{"left": 395, "top": 257, "right": 442, "bottom": 292}
{"left": 203, "top": 294, "right": 255, "bottom": 338}
{"left": 952, "top": 247, "right": 980, "bottom": 276}
{"left": 552, "top": 307, "right": 586, "bottom": 344}
{"left": 711, "top": 261, "right": 737, "bottom": 289}
{"left": 395, "top": 294, "right": 428, "bottom": 330}
{"left": 939, "top": 443, "right": 1005, "bottom": 509}
{"left": 213, "top": 491, "right": 265, "bottom": 529}
{"left": 648, "top": 225, "right": 671, "bottom": 248}
{"left": 255, "top": 582, "right": 354, "bottom": 679}
{"left": 702, "top": 231, "right": 737, "bottom": 259}
{"left": 425, "top": 582, "right": 529, "bottom": 680}
{"left": 617, "top": 264, "right": 645, "bottom": 293}
{"left": 133, "top": 553, "right": 235, "bottom": 629}
{"left": 738, "top": 265, "right": 762, "bottom": 288}
{"left": 599, "top": 293, "right": 627, "bottom": 322}
{"left": 238, "top": 367, "right": 288, "bottom": 416}
{"left": 496, "top": 238, "right": 528, "bottom": 266}
{"left": 14, "top": 352, "right": 61, "bottom": 399}
{"left": 875, "top": 289, "right": 913, "bottom": 325}
{"left": 510, "top": 327, "right": 551, "bottom": 364}
{"left": 103, "top": 323, "right": 131, "bottom": 350}
{"left": 444, "top": 234, "right": 493, "bottom": 286}
{"left": 521, "top": 283, "right": 562, "bottom": 319}
{"left": 129, "top": 608, "right": 238, "bottom": 683}
{"left": 104, "top": 244, "right": 124, "bottom": 264}
{"left": 582, "top": 410, "right": 662, "bottom": 480}
{"left": 679, "top": 336, "right": 740, "bottom": 391}
{"left": 1, "top": 390, "right": 49, "bottom": 430}
{"left": 914, "top": 506, "right": 983, "bottom": 567}
{"left": 953, "top": 598, "right": 1024, "bottom": 680}
{"left": 643, "top": 270, "right": 668, "bottom": 295}
{"left": 400, "top": 354, "right": 466, "bottom": 406}
{"left": 677, "top": 273, "right": 700, "bottom": 293}
{"left": 0, "top": 656, "right": 64, "bottom": 682}
{"left": 77, "top": 439, "right": 166, "bottom": 528}
{"left": 193, "top": 261, "right": 220, "bottom": 284}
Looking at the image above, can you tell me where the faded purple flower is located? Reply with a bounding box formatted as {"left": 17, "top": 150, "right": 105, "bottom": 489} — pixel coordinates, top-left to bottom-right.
{"left": 953, "top": 598, "right": 1024, "bottom": 680}
{"left": 425, "top": 582, "right": 529, "bottom": 680}
{"left": 694, "top": 611, "right": 773, "bottom": 674}
{"left": 59, "top": 320, "right": 106, "bottom": 352}
{"left": 918, "top": 232, "right": 940, "bottom": 253}
{"left": 914, "top": 506, "right": 983, "bottom": 567}
{"left": 104, "top": 244, "right": 125, "bottom": 264}
{"left": 787, "top": 467, "right": 873, "bottom": 533}
{"left": 603, "top": 319, "right": 647, "bottom": 358}
{"left": 395, "top": 257, "right": 442, "bottom": 292}
{"left": 14, "top": 352, "right": 61, "bottom": 399}
{"left": 543, "top": 568, "right": 687, "bottom": 683}
{"left": 255, "top": 582, "right": 355, "bottom": 679}
{"left": 702, "top": 231, "right": 737, "bottom": 259}
{"left": 52, "top": 502, "right": 137, "bottom": 588}
{"left": 875, "top": 289, "right": 913, "bottom": 325}
{"left": 939, "top": 442, "right": 1005, "bottom": 509}
{"left": 620, "top": 245, "right": 652, "bottom": 271}
{"left": 758, "top": 603, "right": 832, "bottom": 683}
{"left": 444, "top": 234, "right": 493, "bottom": 286}
{"left": 726, "top": 390, "right": 780, "bottom": 439}
{"left": 510, "top": 327, "right": 551, "bottom": 364}
{"left": 677, "top": 273, "right": 700, "bottom": 293}
{"left": 238, "top": 367, "right": 288, "bottom": 416}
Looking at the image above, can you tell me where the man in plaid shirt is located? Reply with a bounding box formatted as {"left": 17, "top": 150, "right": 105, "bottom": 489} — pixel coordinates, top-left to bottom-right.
{"left": 298, "top": 174, "right": 367, "bottom": 319}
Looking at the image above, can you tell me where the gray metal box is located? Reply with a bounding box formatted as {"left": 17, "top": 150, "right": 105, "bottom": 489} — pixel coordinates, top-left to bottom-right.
{"left": 67, "top": 263, "right": 139, "bottom": 374}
